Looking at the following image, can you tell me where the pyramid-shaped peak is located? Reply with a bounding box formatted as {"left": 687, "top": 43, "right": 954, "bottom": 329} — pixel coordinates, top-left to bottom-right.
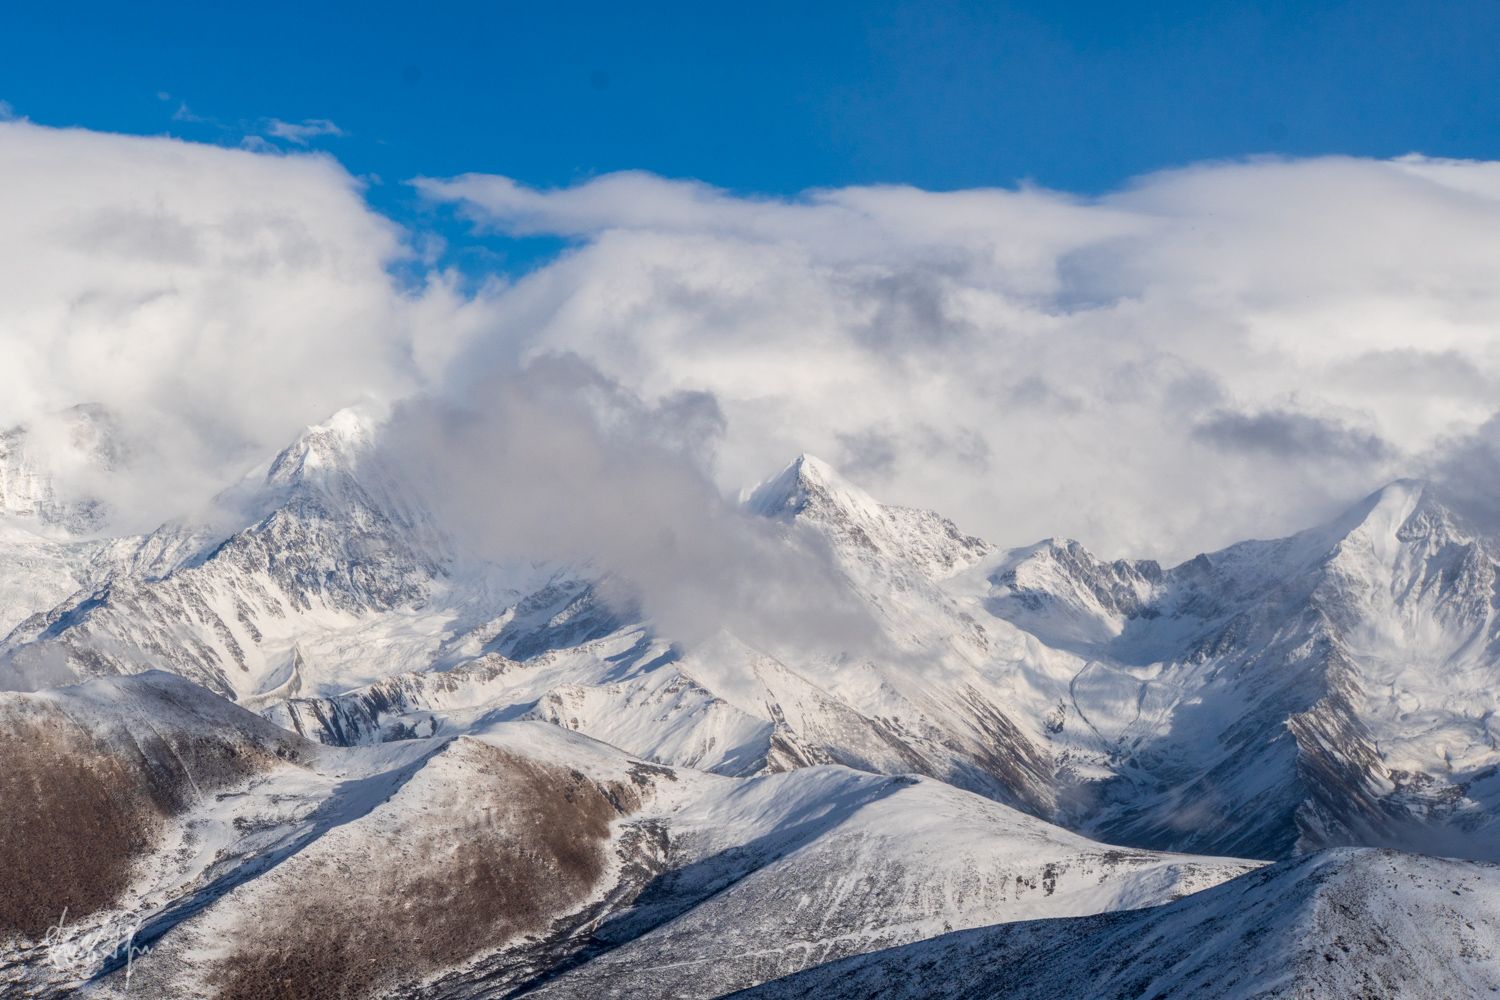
{"left": 264, "top": 404, "right": 385, "bottom": 485}
{"left": 1324, "top": 478, "right": 1432, "bottom": 543}
{"left": 791, "top": 453, "right": 839, "bottom": 482}
{"left": 1352, "top": 477, "right": 1490, "bottom": 548}
{"left": 1366, "top": 477, "right": 1429, "bottom": 510}
{"left": 1217, "top": 478, "right": 1453, "bottom": 578}
{"left": 303, "top": 404, "right": 385, "bottom": 452}
{"left": 742, "top": 454, "right": 884, "bottom": 524}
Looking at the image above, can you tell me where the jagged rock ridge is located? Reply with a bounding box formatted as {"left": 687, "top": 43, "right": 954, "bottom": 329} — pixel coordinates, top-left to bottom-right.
{"left": 6, "top": 414, "right": 1500, "bottom": 866}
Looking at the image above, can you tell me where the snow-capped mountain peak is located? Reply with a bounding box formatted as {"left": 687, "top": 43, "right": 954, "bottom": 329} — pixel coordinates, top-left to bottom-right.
{"left": 742, "top": 453, "right": 884, "bottom": 524}
{"left": 745, "top": 454, "right": 994, "bottom": 583}
{"left": 7, "top": 423, "right": 1500, "bottom": 995}
{"left": 8, "top": 418, "right": 1500, "bottom": 867}
{"left": 262, "top": 405, "right": 386, "bottom": 488}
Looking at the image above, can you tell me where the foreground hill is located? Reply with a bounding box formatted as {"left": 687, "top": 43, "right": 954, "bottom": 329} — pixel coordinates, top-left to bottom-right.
{"left": 731, "top": 849, "right": 1500, "bottom": 1000}
{"left": 0, "top": 672, "right": 1251, "bottom": 999}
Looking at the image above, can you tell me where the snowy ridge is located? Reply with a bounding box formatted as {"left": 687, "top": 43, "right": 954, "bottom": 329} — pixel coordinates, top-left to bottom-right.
{"left": 523, "top": 768, "right": 1257, "bottom": 1000}
{"left": 9, "top": 422, "right": 1500, "bottom": 864}
{"left": 956, "top": 479, "right": 1500, "bottom": 859}
{"left": 0, "top": 671, "right": 1255, "bottom": 998}
{"left": 0, "top": 408, "right": 540, "bottom": 699}
{"left": 744, "top": 454, "right": 995, "bottom": 582}
{"left": 732, "top": 849, "right": 1500, "bottom": 1000}
{"left": 738, "top": 456, "right": 1057, "bottom": 813}
{"left": 0, "top": 519, "right": 118, "bottom": 637}
{"left": 8, "top": 416, "right": 1500, "bottom": 995}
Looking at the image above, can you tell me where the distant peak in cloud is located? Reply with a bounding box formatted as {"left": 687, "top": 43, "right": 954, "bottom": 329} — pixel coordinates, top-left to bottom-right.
{"left": 0, "top": 119, "right": 484, "bottom": 533}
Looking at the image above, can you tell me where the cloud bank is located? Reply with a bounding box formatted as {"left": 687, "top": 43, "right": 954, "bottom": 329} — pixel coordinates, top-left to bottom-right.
{"left": 6, "top": 116, "right": 1500, "bottom": 568}
{"left": 385, "top": 355, "right": 883, "bottom": 656}
{"left": 421, "top": 158, "right": 1500, "bottom": 561}
{"left": 0, "top": 119, "right": 487, "bottom": 531}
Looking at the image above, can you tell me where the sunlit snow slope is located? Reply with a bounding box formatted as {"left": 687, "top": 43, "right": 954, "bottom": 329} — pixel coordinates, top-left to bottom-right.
{"left": 0, "top": 671, "right": 1252, "bottom": 999}
{"left": 733, "top": 849, "right": 1500, "bottom": 1000}
{"left": 7, "top": 410, "right": 1500, "bottom": 867}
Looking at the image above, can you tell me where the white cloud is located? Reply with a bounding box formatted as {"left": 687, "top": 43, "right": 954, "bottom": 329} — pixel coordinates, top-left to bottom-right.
{"left": 265, "top": 118, "right": 347, "bottom": 145}
{"left": 0, "top": 120, "right": 487, "bottom": 532}
{"left": 171, "top": 102, "right": 213, "bottom": 124}
{"left": 7, "top": 118, "right": 1500, "bottom": 566}
{"left": 424, "top": 157, "right": 1500, "bottom": 561}
{"left": 386, "top": 357, "right": 883, "bottom": 656}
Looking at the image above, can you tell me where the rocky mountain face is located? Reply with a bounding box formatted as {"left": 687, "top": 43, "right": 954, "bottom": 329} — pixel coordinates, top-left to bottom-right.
{"left": 967, "top": 479, "right": 1500, "bottom": 861}
{"left": 6, "top": 415, "right": 1500, "bottom": 862}
{"left": 6, "top": 410, "right": 1500, "bottom": 996}
{"left": 0, "top": 671, "right": 1254, "bottom": 998}
{"left": 0, "top": 409, "right": 520, "bottom": 697}
{"left": 732, "top": 848, "right": 1500, "bottom": 1000}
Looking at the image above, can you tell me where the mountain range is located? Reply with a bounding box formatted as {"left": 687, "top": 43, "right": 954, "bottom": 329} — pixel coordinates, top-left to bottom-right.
{"left": 4, "top": 406, "right": 1500, "bottom": 997}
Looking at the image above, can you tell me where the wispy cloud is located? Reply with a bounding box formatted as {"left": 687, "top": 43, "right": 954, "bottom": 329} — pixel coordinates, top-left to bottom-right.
{"left": 170, "top": 102, "right": 214, "bottom": 123}
{"left": 264, "top": 118, "right": 346, "bottom": 145}
{"left": 387, "top": 355, "right": 884, "bottom": 656}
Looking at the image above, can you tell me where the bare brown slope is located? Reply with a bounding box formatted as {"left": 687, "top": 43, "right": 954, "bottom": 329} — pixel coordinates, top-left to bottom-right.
{"left": 210, "top": 737, "right": 656, "bottom": 1000}
{"left": 0, "top": 672, "right": 308, "bottom": 940}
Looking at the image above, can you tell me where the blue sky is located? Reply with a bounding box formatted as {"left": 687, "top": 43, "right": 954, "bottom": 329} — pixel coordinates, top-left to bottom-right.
{"left": 6, "top": 0, "right": 1497, "bottom": 199}
{"left": 6, "top": 0, "right": 1500, "bottom": 277}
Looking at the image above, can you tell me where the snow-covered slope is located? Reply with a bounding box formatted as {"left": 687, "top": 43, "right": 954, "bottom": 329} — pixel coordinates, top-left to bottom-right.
{"left": 0, "top": 672, "right": 1253, "bottom": 999}
{"left": 10, "top": 412, "right": 1500, "bottom": 868}
{"left": 0, "top": 407, "right": 139, "bottom": 637}
{"left": 0, "top": 519, "right": 117, "bottom": 637}
{"left": 0, "top": 671, "right": 310, "bottom": 953}
{"left": 11, "top": 413, "right": 1500, "bottom": 996}
{"left": 732, "top": 848, "right": 1500, "bottom": 1000}
{"left": 0, "top": 409, "right": 574, "bottom": 699}
{"left": 522, "top": 768, "right": 1253, "bottom": 1000}
{"left": 737, "top": 456, "right": 1056, "bottom": 812}
{"left": 953, "top": 479, "right": 1500, "bottom": 860}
